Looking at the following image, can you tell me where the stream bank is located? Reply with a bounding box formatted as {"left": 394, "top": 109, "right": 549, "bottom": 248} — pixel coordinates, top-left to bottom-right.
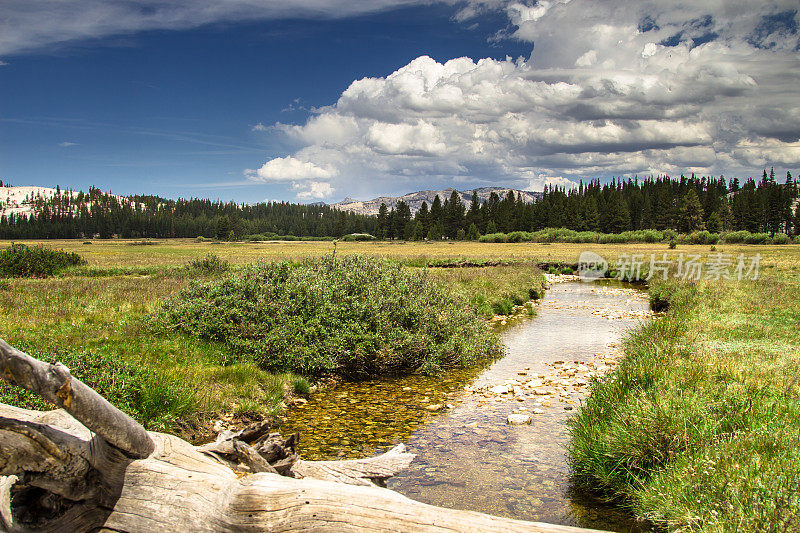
{"left": 279, "top": 279, "right": 654, "bottom": 531}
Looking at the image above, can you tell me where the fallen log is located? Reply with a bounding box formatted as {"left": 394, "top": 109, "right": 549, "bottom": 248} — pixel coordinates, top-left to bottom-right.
{"left": 0, "top": 339, "right": 603, "bottom": 532}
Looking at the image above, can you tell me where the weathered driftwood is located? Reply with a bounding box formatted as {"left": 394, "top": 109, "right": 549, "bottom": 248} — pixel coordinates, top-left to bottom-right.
{"left": 0, "top": 339, "right": 153, "bottom": 458}
{"left": 197, "top": 423, "right": 415, "bottom": 486}
{"left": 0, "top": 339, "right": 603, "bottom": 532}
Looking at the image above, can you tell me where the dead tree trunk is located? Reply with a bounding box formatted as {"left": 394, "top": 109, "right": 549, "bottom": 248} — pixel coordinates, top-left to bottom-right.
{"left": 0, "top": 339, "right": 602, "bottom": 532}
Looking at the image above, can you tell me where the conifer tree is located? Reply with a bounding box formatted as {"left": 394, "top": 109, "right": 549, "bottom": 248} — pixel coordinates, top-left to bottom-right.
{"left": 679, "top": 189, "right": 704, "bottom": 232}
{"left": 466, "top": 222, "right": 480, "bottom": 240}
{"left": 410, "top": 221, "right": 425, "bottom": 241}
{"left": 376, "top": 203, "right": 389, "bottom": 239}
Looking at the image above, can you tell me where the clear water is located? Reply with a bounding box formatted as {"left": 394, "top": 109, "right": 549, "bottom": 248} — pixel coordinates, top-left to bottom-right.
{"left": 279, "top": 281, "right": 652, "bottom": 531}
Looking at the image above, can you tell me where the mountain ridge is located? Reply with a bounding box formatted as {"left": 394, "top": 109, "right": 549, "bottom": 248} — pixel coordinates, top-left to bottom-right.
{"left": 328, "top": 187, "right": 543, "bottom": 215}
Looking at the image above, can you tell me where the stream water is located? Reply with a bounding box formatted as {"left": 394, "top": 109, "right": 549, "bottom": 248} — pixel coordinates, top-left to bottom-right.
{"left": 279, "top": 280, "right": 652, "bottom": 531}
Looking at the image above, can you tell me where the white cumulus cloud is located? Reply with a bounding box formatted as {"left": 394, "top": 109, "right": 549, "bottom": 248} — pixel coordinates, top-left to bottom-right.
{"left": 247, "top": 1, "right": 800, "bottom": 199}
{"left": 247, "top": 156, "right": 336, "bottom": 182}
{"left": 246, "top": 156, "right": 338, "bottom": 199}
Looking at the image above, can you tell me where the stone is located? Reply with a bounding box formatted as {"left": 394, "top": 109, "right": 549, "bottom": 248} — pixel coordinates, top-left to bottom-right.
{"left": 489, "top": 385, "right": 510, "bottom": 395}
{"left": 507, "top": 414, "right": 532, "bottom": 425}
{"left": 564, "top": 406, "right": 574, "bottom": 411}
{"left": 425, "top": 404, "right": 443, "bottom": 411}
{"left": 532, "top": 408, "right": 545, "bottom": 414}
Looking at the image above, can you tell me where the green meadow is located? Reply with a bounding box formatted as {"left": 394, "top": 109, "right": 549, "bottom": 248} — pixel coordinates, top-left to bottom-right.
{"left": 1, "top": 238, "right": 798, "bottom": 529}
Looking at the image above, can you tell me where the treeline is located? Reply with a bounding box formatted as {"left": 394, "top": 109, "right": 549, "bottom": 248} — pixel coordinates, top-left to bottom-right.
{"left": 377, "top": 169, "right": 800, "bottom": 239}
{"left": 0, "top": 186, "right": 376, "bottom": 239}
{"left": 2, "top": 169, "right": 798, "bottom": 240}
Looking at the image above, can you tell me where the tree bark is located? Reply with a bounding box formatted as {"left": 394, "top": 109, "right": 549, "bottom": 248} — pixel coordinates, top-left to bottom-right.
{"left": 0, "top": 340, "right": 603, "bottom": 532}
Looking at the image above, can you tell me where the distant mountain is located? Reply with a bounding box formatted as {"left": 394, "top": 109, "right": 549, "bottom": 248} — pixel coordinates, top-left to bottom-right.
{"left": 0, "top": 185, "right": 129, "bottom": 218}
{"left": 330, "top": 187, "right": 542, "bottom": 215}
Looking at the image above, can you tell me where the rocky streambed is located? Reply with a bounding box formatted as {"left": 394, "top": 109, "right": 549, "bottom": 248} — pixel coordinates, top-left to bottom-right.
{"left": 279, "top": 279, "right": 655, "bottom": 531}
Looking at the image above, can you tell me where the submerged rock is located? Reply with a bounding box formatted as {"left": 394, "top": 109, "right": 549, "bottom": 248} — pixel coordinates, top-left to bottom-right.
{"left": 507, "top": 414, "right": 532, "bottom": 425}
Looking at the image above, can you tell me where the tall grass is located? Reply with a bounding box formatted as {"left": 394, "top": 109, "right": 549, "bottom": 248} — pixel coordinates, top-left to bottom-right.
{"left": 0, "top": 271, "right": 300, "bottom": 434}
{"left": 568, "top": 277, "right": 800, "bottom": 530}
{"left": 151, "top": 255, "right": 500, "bottom": 377}
{"left": 427, "top": 265, "right": 546, "bottom": 317}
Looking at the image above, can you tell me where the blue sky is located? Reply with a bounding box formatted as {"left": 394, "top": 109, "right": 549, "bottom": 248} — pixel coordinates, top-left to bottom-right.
{"left": 1, "top": 1, "right": 799, "bottom": 203}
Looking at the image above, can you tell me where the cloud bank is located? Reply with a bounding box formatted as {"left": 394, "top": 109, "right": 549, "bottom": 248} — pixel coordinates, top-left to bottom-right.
{"left": 250, "top": 0, "right": 800, "bottom": 199}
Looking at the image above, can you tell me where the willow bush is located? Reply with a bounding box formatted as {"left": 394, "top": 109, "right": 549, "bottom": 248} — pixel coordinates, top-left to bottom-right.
{"left": 151, "top": 255, "right": 499, "bottom": 378}
{"left": 0, "top": 243, "right": 86, "bottom": 277}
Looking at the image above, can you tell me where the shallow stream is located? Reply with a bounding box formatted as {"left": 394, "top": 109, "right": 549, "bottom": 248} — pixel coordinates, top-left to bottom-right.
{"left": 279, "top": 280, "right": 652, "bottom": 531}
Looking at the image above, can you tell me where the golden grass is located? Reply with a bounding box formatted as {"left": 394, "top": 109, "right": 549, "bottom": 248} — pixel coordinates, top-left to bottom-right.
{"left": 3, "top": 238, "right": 798, "bottom": 278}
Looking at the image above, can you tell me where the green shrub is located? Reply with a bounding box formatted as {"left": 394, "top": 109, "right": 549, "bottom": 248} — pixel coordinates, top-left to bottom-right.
{"left": 561, "top": 267, "right": 574, "bottom": 275}
{"left": 669, "top": 239, "right": 677, "bottom": 249}
{"left": 0, "top": 279, "right": 10, "bottom": 291}
{"left": 720, "top": 230, "right": 773, "bottom": 244}
{"left": 745, "top": 232, "right": 772, "bottom": 244}
{"left": 0, "top": 243, "right": 86, "bottom": 278}
{"left": 242, "top": 233, "right": 336, "bottom": 242}
{"left": 721, "top": 230, "right": 750, "bottom": 243}
{"left": 548, "top": 266, "right": 559, "bottom": 275}
{"left": 187, "top": 253, "right": 229, "bottom": 274}
{"left": 478, "top": 233, "right": 509, "bottom": 243}
{"left": 686, "top": 230, "right": 720, "bottom": 245}
{"left": 506, "top": 231, "right": 532, "bottom": 243}
{"left": 152, "top": 255, "right": 499, "bottom": 377}
{"left": 242, "top": 233, "right": 277, "bottom": 241}
{"left": 772, "top": 233, "right": 791, "bottom": 244}
{"left": 641, "top": 229, "right": 663, "bottom": 243}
